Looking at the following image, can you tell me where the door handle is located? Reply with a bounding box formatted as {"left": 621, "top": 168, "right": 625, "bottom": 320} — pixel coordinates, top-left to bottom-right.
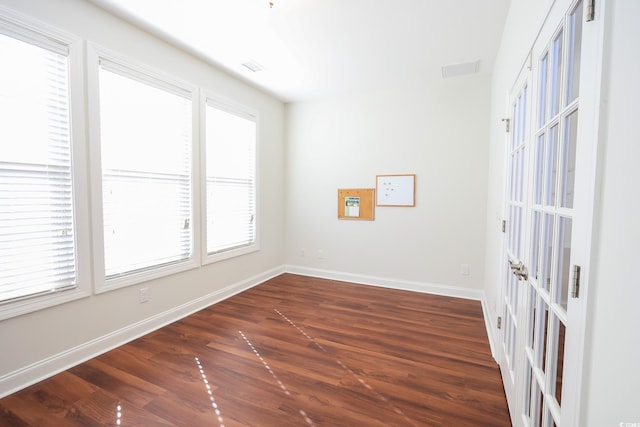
{"left": 509, "top": 259, "right": 529, "bottom": 281}
{"left": 509, "top": 259, "right": 523, "bottom": 271}
{"left": 515, "top": 265, "right": 529, "bottom": 281}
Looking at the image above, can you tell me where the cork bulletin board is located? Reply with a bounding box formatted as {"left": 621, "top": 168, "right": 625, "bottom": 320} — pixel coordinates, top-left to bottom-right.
{"left": 337, "top": 188, "right": 375, "bottom": 220}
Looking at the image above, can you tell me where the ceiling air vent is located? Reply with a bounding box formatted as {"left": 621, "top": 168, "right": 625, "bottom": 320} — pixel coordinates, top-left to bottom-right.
{"left": 441, "top": 60, "right": 480, "bottom": 79}
{"left": 242, "top": 60, "right": 266, "bottom": 73}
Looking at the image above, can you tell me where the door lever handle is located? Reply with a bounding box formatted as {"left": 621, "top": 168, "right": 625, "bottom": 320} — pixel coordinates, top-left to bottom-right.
{"left": 509, "top": 259, "right": 529, "bottom": 281}
{"left": 509, "top": 259, "right": 523, "bottom": 271}
{"left": 515, "top": 265, "right": 529, "bottom": 281}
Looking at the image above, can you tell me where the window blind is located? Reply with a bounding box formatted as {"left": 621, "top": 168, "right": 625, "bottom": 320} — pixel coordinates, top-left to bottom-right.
{"left": 205, "top": 102, "right": 256, "bottom": 254}
{"left": 98, "top": 65, "right": 193, "bottom": 278}
{"left": 0, "top": 32, "right": 77, "bottom": 302}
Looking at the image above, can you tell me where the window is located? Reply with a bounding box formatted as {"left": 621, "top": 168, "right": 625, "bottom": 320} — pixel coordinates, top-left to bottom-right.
{"left": 92, "top": 52, "right": 196, "bottom": 291}
{"left": 204, "top": 99, "right": 258, "bottom": 261}
{"left": 0, "top": 15, "right": 88, "bottom": 318}
{"left": 1, "top": 14, "right": 262, "bottom": 316}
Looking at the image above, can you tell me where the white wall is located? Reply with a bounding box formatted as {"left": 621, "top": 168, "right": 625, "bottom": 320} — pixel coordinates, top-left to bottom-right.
{"left": 485, "top": 0, "right": 640, "bottom": 424}
{"left": 285, "top": 76, "right": 491, "bottom": 294}
{"left": 0, "top": 0, "right": 285, "bottom": 395}
{"left": 582, "top": 0, "right": 640, "bottom": 424}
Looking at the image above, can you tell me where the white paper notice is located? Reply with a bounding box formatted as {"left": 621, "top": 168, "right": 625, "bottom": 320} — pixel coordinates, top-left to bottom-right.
{"left": 345, "top": 197, "right": 360, "bottom": 217}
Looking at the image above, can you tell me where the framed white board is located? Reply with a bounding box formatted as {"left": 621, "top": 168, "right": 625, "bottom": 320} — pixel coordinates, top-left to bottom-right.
{"left": 376, "top": 174, "right": 416, "bottom": 207}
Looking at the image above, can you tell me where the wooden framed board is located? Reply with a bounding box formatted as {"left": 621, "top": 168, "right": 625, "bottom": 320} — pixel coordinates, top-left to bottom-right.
{"left": 376, "top": 174, "right": 416, "bottom": 206}
{"left": 338, "top": 188, "right": 375, "bottom": 220}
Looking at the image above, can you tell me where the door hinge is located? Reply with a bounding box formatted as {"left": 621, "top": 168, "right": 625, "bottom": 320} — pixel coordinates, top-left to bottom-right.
{"left": 501, "top": 219, "right": 507, "bottom": 233}
{"left": 586, "top": 0, "right": 595, "bottom": 21}
{"left": 501, "top": 118, "right": 511, "bottom": 133}
{"left": 497, "top": 316, "right": 502, "bottom": 330}
{"left": 571, "top": 265, "right": 581, "bottom": 298}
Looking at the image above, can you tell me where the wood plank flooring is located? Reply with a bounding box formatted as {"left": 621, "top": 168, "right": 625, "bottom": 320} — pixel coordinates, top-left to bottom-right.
{"left": 0, "top": 274, "right": 511, "bottom": 426}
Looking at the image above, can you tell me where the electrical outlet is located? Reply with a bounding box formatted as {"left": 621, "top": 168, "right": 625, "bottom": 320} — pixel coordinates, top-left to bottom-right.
{"left": 139, "top": 287, "right": 149, "bottom": 303}
{"left": 300, "top": 248, "right": 306, "bottom": 258}
{"left": 317, "top": 249, "right": 325, "bottom": 260}
{"left": 461, "top": 264, "right": 470, "bottom": 276}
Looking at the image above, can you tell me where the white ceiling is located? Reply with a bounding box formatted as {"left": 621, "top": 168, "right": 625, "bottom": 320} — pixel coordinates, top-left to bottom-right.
{"left": 88, "top": 0, "right": 512, "bottom": 103}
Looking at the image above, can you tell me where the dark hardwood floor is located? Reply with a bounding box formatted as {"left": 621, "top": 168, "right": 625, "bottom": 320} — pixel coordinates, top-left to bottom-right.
{"left": 0, "top": 274, "right": 510, "bottom": 426}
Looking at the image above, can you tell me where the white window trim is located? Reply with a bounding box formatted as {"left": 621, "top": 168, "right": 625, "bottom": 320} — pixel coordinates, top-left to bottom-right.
{"left": 0, "top": 7, "right": 91, "bottom": 320}
{"left": 87, "top": 43, "right": 201, "bottom": 294}
{"left": 200, "top": 91, "right": 260, "bottom": 265}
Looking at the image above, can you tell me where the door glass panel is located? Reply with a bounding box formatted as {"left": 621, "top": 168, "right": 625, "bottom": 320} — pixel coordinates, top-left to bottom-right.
{"left": 509, "top": 206, "right": 523, "bottom": 259}
{"left": 542, "top": 305, "right": 550, "bottom": 373}
{"left": 538, "top": 53, "right": 548, "bottom": 128}
{"left": 508, "top": 206, "right": 515, "bottom": 253}
{"left": 529, "top": 380, "right": 543, "bottom": 427}
{"left": 517, "top": 149, "right": 525, "bottom": 202}
{"left": 523, "top": 363, "right": 533, "bottom": 422}
{"left": 510, "top": 269, "right": 518, "bottom": 311}
{"left": 545, "top": 125, "right": 558, "bottom": 206}
{"left": 566, "top": 0, "right": 584, "bottom": 104}
{"left": 509, "top": 314, "right": 516, "bottom": 366}
{"left": 514, "top": 151, "right": 520, "bottom": 201}
{"left": 534, "top": 134, "right": 544, "bottom": 205}
{"left": 556, "top": 216, "right": 573, "bottom": 310}
{"left": 544, "top": 406, "right": 554, "bottom": 427}
{"left": 504, "top": 298, "right": 517, "bottom": 367}
{"left": 516, "top": 206, "right": 523, "bottom": 260}
{"left": 512, "top": 101, "right": 519, "bottom": 151}
{"left": 531, "top": 210, "right": 542, "bottom": 281}
{"left": 519, "top": 86, "right": 528, "bottom": 145}
{"left": 509, "top": 156, "right": 516, "bottom": 201}
{"left": 506, "top": 262, "right": 514, "bottom": 308}
{"left": 560, "top": 110, "right": 579, "bottom": 208}
{"left": 534, "top": 298, "right": 549, "bottom": 369}
{"left": 554, "top": 320, "right": 567, "bottom": 405}
{"left": 527, "top": 287, "right": 537, "bottom": 349}
{"left": 541, "top": 213, "right": 555, "bottom": 292}
{"left": 550, "top": 30, "right": 564, "bottom": 119}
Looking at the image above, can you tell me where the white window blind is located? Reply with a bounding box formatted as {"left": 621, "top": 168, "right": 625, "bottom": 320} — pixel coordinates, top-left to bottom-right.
{"left": 0, "top": 32, "right": 77, "bottom": 303}
{"left": 98, "top": 62, "right": 193, "bottom": 278}
{"left": 205, "top": 102, "right": 256, "bottom": 255}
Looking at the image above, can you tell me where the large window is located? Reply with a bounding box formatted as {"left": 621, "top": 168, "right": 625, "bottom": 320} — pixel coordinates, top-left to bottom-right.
{"left": 92, "top": 53, "right": 196, "bottom": 290}
{"left": 1, "top": 12, "right": 263, "bottom": 318}
{"left": 0, "top": 16, "right": 89, "bottom": 317}
{"left": 204, "top": 99, "right": 258, "bottom": 261}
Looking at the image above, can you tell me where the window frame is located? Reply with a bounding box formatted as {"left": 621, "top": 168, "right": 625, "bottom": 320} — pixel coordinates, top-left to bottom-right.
{"left": 87, "top": 43, "right": 201, "bottom": 294}
{"left": 200, "top": 91, "right": 260, "bottom": 265}
{"left": 0, "top": 7, "right": 91, "bottom": 320}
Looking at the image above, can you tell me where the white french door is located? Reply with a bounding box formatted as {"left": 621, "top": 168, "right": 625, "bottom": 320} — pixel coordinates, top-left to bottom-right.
{"left": 497, "top": 0, "right": 603, "bottom": 426}
{"left": 499, "top": 66, "right": 530, "bottom": 418}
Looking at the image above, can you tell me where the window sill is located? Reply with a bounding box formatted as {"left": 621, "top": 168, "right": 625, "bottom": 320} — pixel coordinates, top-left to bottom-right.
{"left": 95, "top": 258, "right": 200, "bottom": 294}
{"left": 0, "top": 286, "right": 91, "bottom": 321}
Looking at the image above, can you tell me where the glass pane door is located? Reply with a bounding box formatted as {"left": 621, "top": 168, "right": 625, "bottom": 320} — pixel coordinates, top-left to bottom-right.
{"left": 521, "top": 1, "right": 583, "bottom": 425}
{"left": 499, "top": 76, "right": 529, "bottom": 416}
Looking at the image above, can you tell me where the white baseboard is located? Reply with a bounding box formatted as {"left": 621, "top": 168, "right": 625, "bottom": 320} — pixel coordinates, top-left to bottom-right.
{"left": 0, "top": 266, "right": 285, "bottom": 399}
{"left": 284, "top": 265, "right": 484, "bottom": 301}
{"left": 480, "top": 292, "right": 497, "bottom": 360}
